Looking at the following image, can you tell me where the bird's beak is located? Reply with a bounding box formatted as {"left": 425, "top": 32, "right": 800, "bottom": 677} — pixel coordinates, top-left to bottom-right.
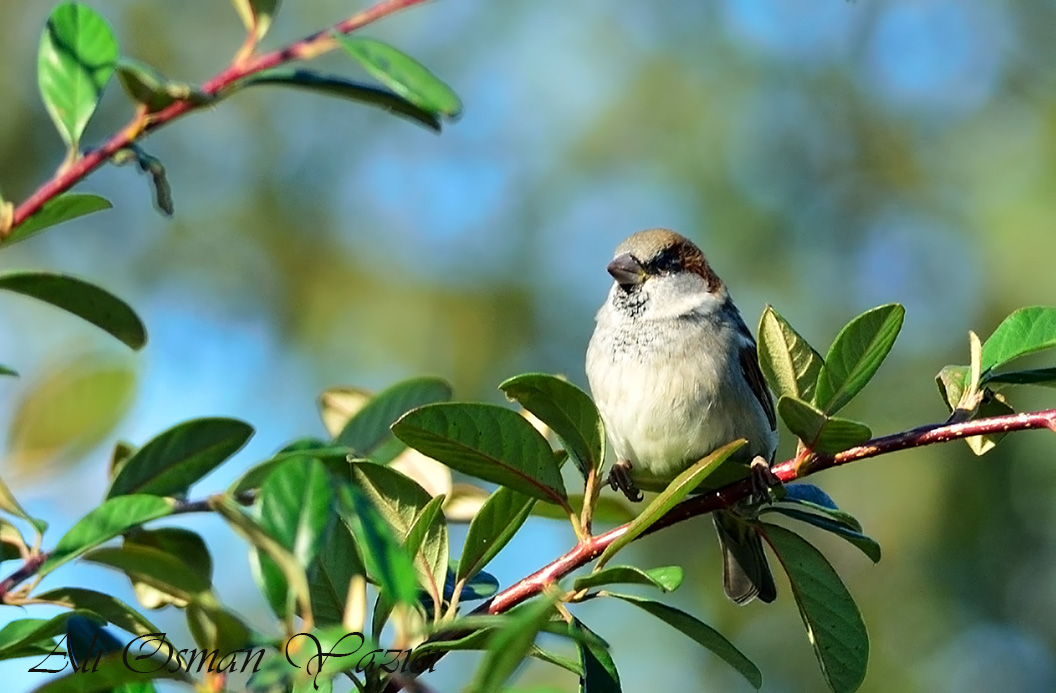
{"left": 607, "top": 253, "right": 646, "bottom": 288}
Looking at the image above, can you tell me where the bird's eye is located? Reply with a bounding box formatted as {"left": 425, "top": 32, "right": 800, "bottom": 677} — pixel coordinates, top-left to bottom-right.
{"left": 652, "top": 251, "right": 680, "bottom": 274}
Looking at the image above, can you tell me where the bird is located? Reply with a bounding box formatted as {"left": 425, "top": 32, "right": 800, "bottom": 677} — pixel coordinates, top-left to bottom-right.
{"left": 585, "top": 228, "right": 778, "bottom": 604}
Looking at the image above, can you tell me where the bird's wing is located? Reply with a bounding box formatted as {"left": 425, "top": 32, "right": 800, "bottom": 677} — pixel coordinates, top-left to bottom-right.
{"left": 739, "top": 339, "right": 777, "bottom": 433}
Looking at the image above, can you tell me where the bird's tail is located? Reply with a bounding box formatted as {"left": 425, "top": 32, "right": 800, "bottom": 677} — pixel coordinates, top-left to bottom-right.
{"left": 713, "top": 510, "right": 776, "bottom": 605}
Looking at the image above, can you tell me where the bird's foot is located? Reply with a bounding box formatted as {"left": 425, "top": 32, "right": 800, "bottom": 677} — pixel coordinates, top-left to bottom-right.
{"left": 608, "top": 460, "right": 643, "bottom": 503}
{"left": 749, "top": 456, "right": 781, "bottom": 503}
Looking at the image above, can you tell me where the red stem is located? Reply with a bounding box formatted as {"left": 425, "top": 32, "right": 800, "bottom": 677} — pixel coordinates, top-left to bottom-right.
{"left": 7, "top": 0, "right": 431, "bottom": 233}
{"left": 485, "top": 408, "right": 1056, "bottom": 613}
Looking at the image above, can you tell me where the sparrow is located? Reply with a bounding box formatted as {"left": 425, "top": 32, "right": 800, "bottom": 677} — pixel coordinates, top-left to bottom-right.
{"left": 585, "top": 228, "right": 778, "bottom": 604}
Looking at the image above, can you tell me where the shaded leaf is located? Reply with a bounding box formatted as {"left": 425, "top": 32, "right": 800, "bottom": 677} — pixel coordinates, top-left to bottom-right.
{"left": 608, "top": 593, "right": 761, "bottom": 689}
{"left": 758, "top": 305, "right": 824, "bottom": 401}
{"left": 454, "top": 569, "right": 500, "bottom": 602}
{"left": 336, "top": 377, "right": 452, "bottom": 461}
{"left": 0, "top": 365, "right": 16, "bottom": 377}
{"left": 229, "top": 444, "right": 351, "bottom": 494}
{"left": 124, "top": 528, "right": 212, "bottom": 608}
{"left": 35, "top": 587, "right": 160, "bottom": 636}
{"left": 814, "top": 304, "right": 904, "bottom": 415}
{"left": 243, "top": 69, "right": 442, "bottom": 132}
{"left": 84, "top": 544, "right": 212, "bottom": 605}
{"left": 984, "top": 367, "right": 1056, "bottom": 388}
{"left": 777, "top": 396, "right": 872, "bottom": 455}
{"left": 403, "top": 494, "right": 449, "bottom": 608}
{"left": 108, "top": 417, "right": 253, "bottom": 498}
{"left": 0, "top": 272, "right": 146, "bottom": 349}
{"left": 393, "top": 403, "right": 568, "bottom": 506}
{"left": 213, "top": 495, "right": 313, "bottom": 624}
{"left": 595, "top": 440, "right": 744, "bottom": 570}
{"left": 981, "top": 307, "right": 1056, "bottom": 372}
{"left": 307, "top": 517, "right": 365, "bottom": 627}
{"left": 572, "top": 618, "right": 621, "bottom": 693}
{"left": 40, "top": 495, "right": 174, "bottom": 576}
{"left": 762, "top": 524, "right": 868, "bottom": 693}
{"left": 336, "top": 36, "right": 462, "bottom": 117}
{"left": 37, "top": 2, "right": 118, "bottom": 148}
{"left": 500, "top": 373, "right": 605, "bottom": 480}
{"left": 115, "top": 59, "right": 202, "bottom": 113}
{"left": 187, "top": 602, "right": 253, "bottom": 654}
{"left": 111, "top": 144, "right": 175, "bottom": 216}
{"left": 765, "top": 508, "right": 881, "bottom": 563}
{"left": 458, "top": 486, "right": 535, "bottom": 583}
{"left": 470, "top": 594, "right": 558, "bottom": 693}
{"left": 337, "top": 484, "right": 419, "bottom": 607}
{"left": 573, "top": 566, "right": 682, "bottom": 593}
{"left": 4, "top": 193, "right": 111, "bottom": 246}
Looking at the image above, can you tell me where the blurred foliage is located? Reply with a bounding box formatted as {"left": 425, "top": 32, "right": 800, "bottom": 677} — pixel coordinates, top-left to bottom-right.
{"left": 2, "top": 0, "right": 1056, "bottom": 692}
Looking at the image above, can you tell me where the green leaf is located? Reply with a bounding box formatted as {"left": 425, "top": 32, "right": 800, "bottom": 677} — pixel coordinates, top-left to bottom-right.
{"left": 500, "top": 373, "right": 605, "bottom": 480}
{"left": 964, "top": 391, "right": 1015, "bottom": 456}
{"left": 470, "top": 594, "right": 558, "bottom": 693}
{"left": 31, "top": 654, "right": 187, "bottom": 692}
{"left": 254, "top": 457, "right": 333, "bottom": 620}
{"left": 37, "top": 2, "right": 119, "bottom": 148}
{"left": 0, "top": 272, "right": 146, "bottom": 350}
{"left": 765, "top": 508, "right": 880, "bottom": 562}
{"left": 40, "top": 494, "right": 174, "bottom": 576}
{"left": 213, "top": 495, "right": 313, "bottom": 624}
{"left": 336, "top": 377, "right": 453, "bottom": 461}
{"left": 607, "top": 594, "right": 761, "bottom": 689}
{"left": 335, "top": 36, "right": 462, "bottom": 118}
{"left": 35, "top": 587, "right": 160, "bottom": 636}
{"left": 307, "top": 516, "right": 365, "bottom": 626}
{"left": 572, "top": 618, "right": 621, "bottom": 693}
{"left": 229, "top": 445, "right": 352, "bottom": 494}
{"left": 108, "top": 417, "right": 253, "bottom": 498}
{"left": 337, "top": 484, "right": 419, "bottom": 607}
{"left": 457, "top": 486, "right": 536, "bottom": 583}
{"left": 123, "top": 528, "right": 212, "bottom": 608}
{"left": 595, "top": 440, "right": 745, "bottom": 570}
{"left": 777, "top": 396, "right": 872, "bottom": 455}
{"left": 814, "top": 304, "right": 904, "bottom": 415}
{"left": 0, "top": 611, "right": 92, "bottom": 659}
{"left": 981, "top": 307, "right": 1056, "bottom": 372}
{"left": 4, "top": 193, "right": 111, "bottom": 246}
{"left": 84, "top": 543, "right": 213, "bottom": 609}
{"left": 0, "top": 475, "right": 47, "bottom": 534}
{"left": 403, "top": 494, "right": 449, "bottom": 607}
{"left": 392, "top": 403, "right": 568, "bottom": 506}
{"left": 115, "top": 59, "right": 203, "bottom": 114}
{"left": 573, "top": 566, "right": 682, "bottom": 593}
{"left": 457, "top": 569, "right": 500, "bottom": 602}
{"left": 758, "top": 305, "right": 824, "bottom": 401}
{"left": 0, "top": 365, "right": 16, "bottom": 377}
{"left": 935, "top": 364, "right": 969, "bottom": 413}
{"left": 761, "top": 524, "right": 868, "bottom": 693}
{"left": 774, "top": 485, "right": 862, "bottom": 532}
{"left": 984, "top": 367, "right": 1056, "bottom": 388}
{"left": 110, "top": 145, "right": 175, "bottom": 217}
{"left": 231, "top": 0, "right": 280, "bottom": 42}
{"left": 241, "top": 69, "right": 443, "bottom": 132}
{"left": 187, "top": 602, "right": 253, "bottom": 653}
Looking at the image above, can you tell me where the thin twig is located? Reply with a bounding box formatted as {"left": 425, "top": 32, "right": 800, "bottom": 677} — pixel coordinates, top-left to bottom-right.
{"left": 6, "top": 0, "right": 432, "bottom": 235}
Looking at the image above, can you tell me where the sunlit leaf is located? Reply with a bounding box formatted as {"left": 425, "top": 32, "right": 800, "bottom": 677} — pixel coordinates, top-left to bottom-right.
{"left": 500, "top": 373, "right": 605, "bottom": 480}
{"left": 777, "top": 396, "right": 872, "bottom": 455}
{"left": 981, "top": 306, "right": 1056, "bottom": 372}
{"left": 37, "top": 2, "right": 118, "bottom": 148}
{"left": 40, "top": 494, "right": 174, "bottom": 576}
{"left": 595, "top": 440, "right": 744, "bottom": 570}
{"left": 35, "top": 587, "right": 160, "bottom": 636}
{"left": 4, "top": 194, "right": 111, "bottom": 246}
{"left": 573, "top": 566, "right": 682, "bottom": 593}
{"left": 470, "top": 594, "right": 558, "bottom": 693}
{"left": 337, "top": 484, "right": 419, "bottom": 607}
{"left": 231, "top": 0, "right": 280, "bottom": 42}
{"left": 814, "top": 304, "right": 904, "bottom": 415}
{"left": 758, "top": 305, "right": 824, "bottom": 401}
{"left": 123, "top": 528, "right": 212, "bottom": 609}
{"left": 0, "top": 272, "right": 146, "bottom": 349}
{"left": 393, "top": 403, "right": 568, "bottom": 506}
{"left": 336, "top": 36, "right": 462, "bottom": 118}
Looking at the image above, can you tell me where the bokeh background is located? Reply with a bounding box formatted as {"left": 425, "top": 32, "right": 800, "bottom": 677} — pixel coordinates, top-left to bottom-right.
{"left": 2, "top": 0, "right": 1056, "bottom": 691}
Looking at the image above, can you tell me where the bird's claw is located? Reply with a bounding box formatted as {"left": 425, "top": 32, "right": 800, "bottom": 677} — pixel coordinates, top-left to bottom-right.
{"left": 749, "top": 456, "right": 780, "bottom": 503}
{"left": 608, "top": 460, "right": 643, "bottom": 503}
